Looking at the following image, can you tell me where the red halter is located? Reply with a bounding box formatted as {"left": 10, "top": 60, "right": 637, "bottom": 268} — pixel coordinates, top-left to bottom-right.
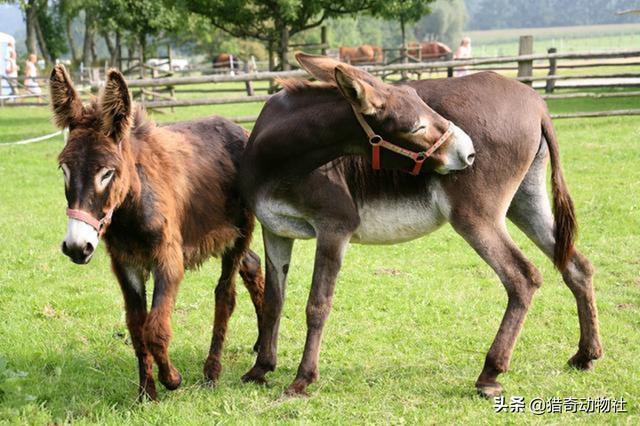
{"left": 351, "top": 105, "right": 453, "bottom": 176}
{"left": 66, "top": 207, "right": 114, "bottom": 237}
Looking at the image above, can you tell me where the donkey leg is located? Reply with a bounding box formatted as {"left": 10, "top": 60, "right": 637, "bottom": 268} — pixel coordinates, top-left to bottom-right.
{"left": 238, "top": 249, "right": 265, "bottom": 353}
{"left": 203, "top": 241, "right": 247, "bottom": 384}
{"left": 144, "top": 247, "right": 184, "bottom": 391}
{"left": 111, "top": 259, "right": 156, "bottom": 401}
{"left": 242, "top": 229, "right": 293, "bottom": 384}
{"left": 453, "top": 221, "right": 543, "bottom": 398}
{"left": 508, "top": 158, "right": 602, "bottom": 370}
{"left": 285, "top": 233, "right": 351, "bottom": 396}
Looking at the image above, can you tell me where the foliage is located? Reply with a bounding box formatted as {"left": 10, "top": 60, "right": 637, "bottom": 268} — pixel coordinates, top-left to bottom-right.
{"left": 414, "top": 0, "right": 468, "bottom": 47}
{"left": 369, "top": 0, "right": 434, "bottom": 47}
{"left": 371, "top": 0, "right": 432, "bottom": 25}
{"left": 178, "top": 0, "right": 376, "bottom": 42}
{"left": 176, "top": 0, "right": 384, "bottom": 69}
{"left": 97, "top": 0, "right": 179, "bottom": 46}
{"left": 35, "top": 0, "right": 67, "bottom": 60}
{"left": 325, "top": 15, "right": 403, "bottom": 48}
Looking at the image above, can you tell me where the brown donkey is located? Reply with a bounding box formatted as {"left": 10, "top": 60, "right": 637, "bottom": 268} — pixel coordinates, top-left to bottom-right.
{"left": 50, "top": 65, "right": 264, "bottom": 400}
{"left": 239, "top": 54, "right": 602, "bottom": 397}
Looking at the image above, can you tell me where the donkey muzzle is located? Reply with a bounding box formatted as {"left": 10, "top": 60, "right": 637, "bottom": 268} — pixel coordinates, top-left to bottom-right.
{"left": 436, "top": 123, "right": 476, "bottom": 174}
{"left": 62, "top": 218, "right": 99, "bottom": 264}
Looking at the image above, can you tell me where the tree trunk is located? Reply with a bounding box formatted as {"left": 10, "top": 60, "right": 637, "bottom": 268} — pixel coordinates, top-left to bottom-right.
{"left": 66, "top": 17, "right": 79, "bottom": 63}
{"left": 103, "top": 32, "right": 115, "bottom": 66}
{"left": 115, "top": 32, "right": 122, "bottom": 70}
{"left": 401, "top": 16, "right": 407, "bottom": 63}
{"left": 267, "top": 39, "right": 276, "bottom": 93}
{"left": 34, "top": 16, "right": 52, "bottom": 63}
{"left": 139, "top": 37, "right": 146, "bottom": 78}
{"left": 400, "top": 16, "right": 408, "bottom": 80}
{"left": 24, "top": 0, "right": 38, "bottom": 55}
{"left": 91, "top": 37, "right": 98, "bottom": 63}
{"left": 268, "top": 40, "right": 275, "bottom": 72}
{"left": 82, "top": 12, "right": 96, "bottom": 66}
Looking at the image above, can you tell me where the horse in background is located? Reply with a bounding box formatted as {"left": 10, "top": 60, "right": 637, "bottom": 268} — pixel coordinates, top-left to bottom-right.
{"left": 407, "top": 41, "right": 451, "bottom": 60}
{"left": 339, "top": 44, "right": 384, "bottom": 65}
{"left": 50, "top": 65, "right": 264, "bottom": 401}
{"left": 213, "top": 53, "right": 241, "bottom": 73}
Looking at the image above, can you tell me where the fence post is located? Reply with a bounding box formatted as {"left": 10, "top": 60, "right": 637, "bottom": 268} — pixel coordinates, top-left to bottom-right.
{"left": 321, "top": 26, "right": 328, "bottom": 56}
{"left": 517, "top": 35, "right": 534, "bottom": 86}
{"left": 139, "top": 43, "right": 145, "bottom": 79}
{"left": 244, "top": 61, "right": 255, "bottom": 96}
{"left": 167, "top": 44, "right": 175, "bottom": 111}
{"left": 545, "top": 47, "right": 557, "bottom": 93}
{"left": 446, "top": 52, "right": 454, "bottom": 78}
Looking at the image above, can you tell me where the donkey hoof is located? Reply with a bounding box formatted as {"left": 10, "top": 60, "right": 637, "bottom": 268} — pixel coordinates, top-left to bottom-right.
{"left": 568, "top": 353, "right": 594, "bottom": 371}
{"left": 241, "top": 371, "right": 268, "bottom": 385}
{"left": 476, "top": 382, "right": 503, "bottom": 399}
{"left": 284, "top": 379, "right": 311, "bottom": 397}
{"left": 161, "top": 371, "right": 182, "bottom": 391}
{"left": 204, "top": 357, "right": 222, "bottom": 385}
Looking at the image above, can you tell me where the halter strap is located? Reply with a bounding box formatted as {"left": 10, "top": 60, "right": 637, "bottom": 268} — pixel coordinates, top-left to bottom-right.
{"left": 66, "top": 207, "right": 114, "bottom": 237}
{"left": 351, "top": 105, "right": 453, "bottom": 176}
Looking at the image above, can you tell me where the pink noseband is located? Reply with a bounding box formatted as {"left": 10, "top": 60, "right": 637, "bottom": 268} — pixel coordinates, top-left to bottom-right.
{"left": 66, "top": 208, "right": 114, "bottom": 237}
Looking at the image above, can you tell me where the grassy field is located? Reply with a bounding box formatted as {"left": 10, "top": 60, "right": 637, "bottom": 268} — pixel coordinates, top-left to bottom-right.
{"left": 0, "top": 91, "right": 639, "bottom": 424}
{"left": 468, "top": 23, "right": 640, "bottom": 57}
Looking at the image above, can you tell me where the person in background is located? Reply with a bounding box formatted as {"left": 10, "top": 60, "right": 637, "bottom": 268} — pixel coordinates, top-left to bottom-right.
{"left": 6, "top": 47, "right": 19, "bottom": 96}
{"left": 454, "top": 36, "right": 472, "bottom": 77}
{"left": 24, "top": 53, "right": 42, "bottom": 99}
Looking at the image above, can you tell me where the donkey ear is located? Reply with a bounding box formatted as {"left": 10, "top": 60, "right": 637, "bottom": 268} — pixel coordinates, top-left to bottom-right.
{"left": 334, "top": 65, "right": 385, "bottom": 115}
{"left": 101, "top": 69, "right": 132, "bottom": 141}
{"left": 49, "top": 64, "right": 83, "bottom": 129}
{"left": 295, "top": 52, "right": 341, "bottom": 83}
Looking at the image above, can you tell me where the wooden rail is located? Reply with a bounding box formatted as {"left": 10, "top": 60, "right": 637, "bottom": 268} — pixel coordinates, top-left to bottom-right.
{"left": 4, "top": 43, "right": 640, "bottom": 124}
{"left": 86, "top": 48, "right": 640, "bottom": 91}
{"left": 221, "top": 109, "right": 640, "bottom": 125}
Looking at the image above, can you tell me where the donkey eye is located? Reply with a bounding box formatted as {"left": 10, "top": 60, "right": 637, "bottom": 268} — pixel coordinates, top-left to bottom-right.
{"left": 412, "top": 125, "right": 426, "bottom": 134}
{"left": 60, "top": 163, "right": 70, "bottom": 187}
{"left": 95, "top": 168, "right": 115, "bottom": 192}
{"left": 101, "top": 170, "right": 114, "bottom": 182}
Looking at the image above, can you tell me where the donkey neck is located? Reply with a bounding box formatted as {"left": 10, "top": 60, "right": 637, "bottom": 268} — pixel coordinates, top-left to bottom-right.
{"left": 243, "top": 89, "right": 367, "bottom": 190}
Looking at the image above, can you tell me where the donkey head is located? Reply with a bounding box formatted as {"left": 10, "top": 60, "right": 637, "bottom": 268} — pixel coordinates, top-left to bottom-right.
{"left": 296, "top": 53, "right": 475, "bottom": 174}
{"left": 51, "top": 65, "right": 134, "bottom": 264}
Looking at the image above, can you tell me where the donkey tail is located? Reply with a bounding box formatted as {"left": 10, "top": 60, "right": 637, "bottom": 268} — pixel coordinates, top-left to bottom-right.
{"left": 541, "top": 112, "right": 576, "bottom": 271}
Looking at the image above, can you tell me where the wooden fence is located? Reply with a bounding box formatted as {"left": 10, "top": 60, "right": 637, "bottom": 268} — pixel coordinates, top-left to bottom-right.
{"left": 128, "top": 44, "right": 640, "bottom": 122}
{"left": 3, "top": 41, "right": 640, "bottom": 122}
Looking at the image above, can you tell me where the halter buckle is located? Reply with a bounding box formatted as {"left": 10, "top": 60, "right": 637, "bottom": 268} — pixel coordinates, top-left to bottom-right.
{"left": 369, "top": 135, "right": 382, "bottom": 145}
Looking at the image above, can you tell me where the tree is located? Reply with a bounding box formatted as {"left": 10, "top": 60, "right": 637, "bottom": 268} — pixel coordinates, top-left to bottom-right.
{"left": 8, "top": 0, "right": 66, "bottom": 62}
{"left": 58, "top": 0, "right": 81, "bottom": 63}
{"left": 96, "top": 0, "right": 179, "bottom": 74}
{"left": 414, "top": 0, "right": 468, "bottom": 48}
{"left": 35, "top": 0, "right": 67, "bottom": 62}
{"left": 371, "top": 0, "right": 434, "bottom": 62}
{"left": 177, "top": 0, "right": 381, "bottom": 70}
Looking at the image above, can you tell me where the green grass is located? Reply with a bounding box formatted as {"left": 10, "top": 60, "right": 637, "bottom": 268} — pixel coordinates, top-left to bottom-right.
{"left": 0, "top": 94, "right": 639, "bottom": 424}
{"left": 468, "top": 23, "right": 640, "bottom": 57}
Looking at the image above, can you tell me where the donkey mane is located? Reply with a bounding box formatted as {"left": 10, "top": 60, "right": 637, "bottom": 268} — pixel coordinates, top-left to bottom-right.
{"left": 276, "top": 77, "right": 337, "bottom": 93}
{"left": 74, "top": 98, "right": 154, "bottom": 140}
